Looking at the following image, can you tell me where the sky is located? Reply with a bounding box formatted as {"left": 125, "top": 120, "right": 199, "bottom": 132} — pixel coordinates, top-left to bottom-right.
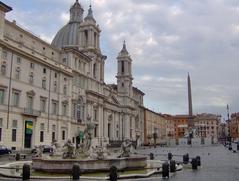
{"left": 4, "top": 0, "right": 239, "bottom": 119}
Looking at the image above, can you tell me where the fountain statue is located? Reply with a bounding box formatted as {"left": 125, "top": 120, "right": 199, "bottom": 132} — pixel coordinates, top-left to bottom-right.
{"left": 118, "top": 139, "right": 133, "bottom": 158}
{"left": 32, "top": 116, "right": 147, "bottom": 173}
{"left": 51, "top": 139, "right": 62, "bottom": 156}
{"left": 62, "top": 139, "right": 76, "bottom": 159}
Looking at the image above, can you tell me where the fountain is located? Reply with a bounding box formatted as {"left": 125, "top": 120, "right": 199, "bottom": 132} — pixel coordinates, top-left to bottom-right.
{"left": 32, "top": 121, "right": 147, "bottom": 173}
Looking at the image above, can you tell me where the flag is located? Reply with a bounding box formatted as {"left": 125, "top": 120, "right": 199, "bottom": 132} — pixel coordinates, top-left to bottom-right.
{"left": 25, "top": 121, "right": 33, "bottom": 134}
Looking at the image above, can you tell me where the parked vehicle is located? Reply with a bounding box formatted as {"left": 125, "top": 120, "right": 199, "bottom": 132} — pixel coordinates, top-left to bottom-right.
{"left": 31, "top": 145, "right": 53, "bottom": 154}
{"left": 0, "top": 145, "right": 12, "bottom": 155}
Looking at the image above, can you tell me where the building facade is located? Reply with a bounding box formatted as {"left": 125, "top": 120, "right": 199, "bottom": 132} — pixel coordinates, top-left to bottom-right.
{"left": 193, "top": 113, "right": 220, "bottom": 142}
{"left": 172, "top": 115, "right": 190, "bottom": 140}
{"left": 229, "top": 113, "right": 239, "bottom": 141}
{"left": 143, "top": 108, "right": 167, "bottom": 145}
{"left": 0, "top": 1, "right": 145, "bottom": 150}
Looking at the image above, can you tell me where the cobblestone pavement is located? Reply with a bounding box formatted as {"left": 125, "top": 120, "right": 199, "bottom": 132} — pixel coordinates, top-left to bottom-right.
{"left": 0, "top": 143, "right": 239, "bottom": 181}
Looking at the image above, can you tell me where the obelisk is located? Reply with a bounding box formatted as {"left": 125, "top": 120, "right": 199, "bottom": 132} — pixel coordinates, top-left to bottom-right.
{"left": 187, "top": 73, "right": 193, "bottom": 128}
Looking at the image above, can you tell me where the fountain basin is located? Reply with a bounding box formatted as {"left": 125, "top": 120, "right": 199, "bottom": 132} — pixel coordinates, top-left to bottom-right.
{"left": 32, "top": 156, "right": 147, "bottom": 173}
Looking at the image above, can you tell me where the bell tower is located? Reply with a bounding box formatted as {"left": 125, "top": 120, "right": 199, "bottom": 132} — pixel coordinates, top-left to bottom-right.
{"left": 116, "top": 41, "right": 133, "bottom": 96}
{"left": 79, "top": 4, "right": 100, "bottom": 51}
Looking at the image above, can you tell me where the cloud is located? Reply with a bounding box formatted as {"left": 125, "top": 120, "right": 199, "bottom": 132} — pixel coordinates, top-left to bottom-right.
{"left": 5, "top": 0, "right": 239, "bottom": 118}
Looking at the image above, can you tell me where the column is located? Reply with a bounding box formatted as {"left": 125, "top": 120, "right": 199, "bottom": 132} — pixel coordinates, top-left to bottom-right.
{"left": 98, "top": 106, "right": 104, "bottom": 138}
{"left": 0, "top": 11, "right": 6, "bottom": 40}
{"left": 124, "top": 114, "right": 130, "bottom": 139}
{"left": 103, "top": 110, "right": 107, "bottom": 138}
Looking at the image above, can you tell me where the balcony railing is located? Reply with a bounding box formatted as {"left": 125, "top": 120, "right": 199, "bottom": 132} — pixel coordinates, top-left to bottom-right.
{"left": 22, "top": 108, "right": 41, "bottom": 117}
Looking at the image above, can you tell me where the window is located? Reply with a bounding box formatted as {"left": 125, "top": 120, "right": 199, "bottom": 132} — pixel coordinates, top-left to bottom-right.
{"left": 62, "top": 103, "right": 67, "bottom": 116}
{"left": 0, "top": 89, "right": 5, "bottom": 105}
{"left": 53, "top": 81, "right": 57, "bottom": 92}
{"left": 12, "top": 91, "right": 20, "bottom": 107}
{"left": 12, "top": 129, "right": 17, "bottom": 142}
{"left": 52, "top": 101, "right": 58, "bottom": 115}
{"left": 0, "top": 118, "right": 2, "bottom": 141}
{"left": 30, "top": 63, "right": 34, "bottom": 69}
{"left": 15, "top": 67, "right": 20, "bottom": 80}
{"left": 62, "top": 130, "right": 65, "bottom": 140}
{"left": 1, "top": 63, "right": 6, "bottom": 75}
{"left": 54, "top": 73, "right": 57, "bottom": 78}
{"left": 52, "top": 131, "right": 55, "bottom": 142}
{"left": 16, "top": 57, "right": 21, "bottom": 64}
{"left": 12, "top": 120, "right": 17, "bottom": 128}
{"left": 122, "top": 82, "right": 124, "bottom": 87}
{"left": 93, "top": 63, "right": 97, "bottom": 78}
{"left": 40, "top": 131, "right": 44, "bottom": 142}
{"left": 29, "top": 72, "right": 34, "bottom": 84}
{"left": 40, "top": 123, "right": 44, "bottom": 142}
{"left": 26, "top": 95, "right": 33, "bottom": 110}
{"left": 121, "top": 61, "right": 124, "bottom": 73}
{"left": 43, "top": 68, "right": 46, "bottom": 74}
{"left": 40, "top": 98, "right": 46, "bottom": 112}
{"left": 94, "top": 109, "right": 97, "bottom": 121}
{"left": 63, "top": 85, "right": 67, "bottom": 95}
{"left": 42, "top": 78, "right": 46, "bottom": 89}
{"left": 52, "top": 125, "right": 56, "bottom": 142}
{"left": 84, "top": 30, "right": 88, "bottom": 46}
{"left": 116, "top": 130, "right": 119, "bottom": 138}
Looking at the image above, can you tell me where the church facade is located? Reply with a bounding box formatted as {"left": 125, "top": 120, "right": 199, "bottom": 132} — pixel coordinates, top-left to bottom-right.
{"left": 0, "top": 1, "right": 145, "bottom": 150}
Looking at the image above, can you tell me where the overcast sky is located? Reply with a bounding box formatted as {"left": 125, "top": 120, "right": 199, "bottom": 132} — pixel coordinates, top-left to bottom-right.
{"left": 4, "top": 0, "right": 239, "bottom": 119}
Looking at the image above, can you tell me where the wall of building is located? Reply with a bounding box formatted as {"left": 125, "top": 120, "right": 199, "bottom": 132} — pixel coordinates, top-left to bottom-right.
{"left": 143, "top": 108, "right": 167, "bottom": 145}
{"left": 230, "top": 113, "right": 239, "bottom": 141}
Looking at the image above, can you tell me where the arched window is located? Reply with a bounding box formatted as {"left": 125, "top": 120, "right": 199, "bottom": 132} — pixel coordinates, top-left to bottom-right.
{"left": 121, "top": 61, "right": 124, "bottom": 73}
{"left": 84, "top": 30, "right": 88, "bottom": 47}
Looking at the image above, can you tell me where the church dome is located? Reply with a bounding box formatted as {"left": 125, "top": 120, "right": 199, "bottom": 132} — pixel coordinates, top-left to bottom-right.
{"left": 51, "top": 0, "right": 84, "bottom": 49}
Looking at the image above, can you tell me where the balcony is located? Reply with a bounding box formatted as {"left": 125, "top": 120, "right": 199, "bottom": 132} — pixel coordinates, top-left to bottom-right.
{"left": 22, "top": 108, "right": 40, "bottom": 117}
